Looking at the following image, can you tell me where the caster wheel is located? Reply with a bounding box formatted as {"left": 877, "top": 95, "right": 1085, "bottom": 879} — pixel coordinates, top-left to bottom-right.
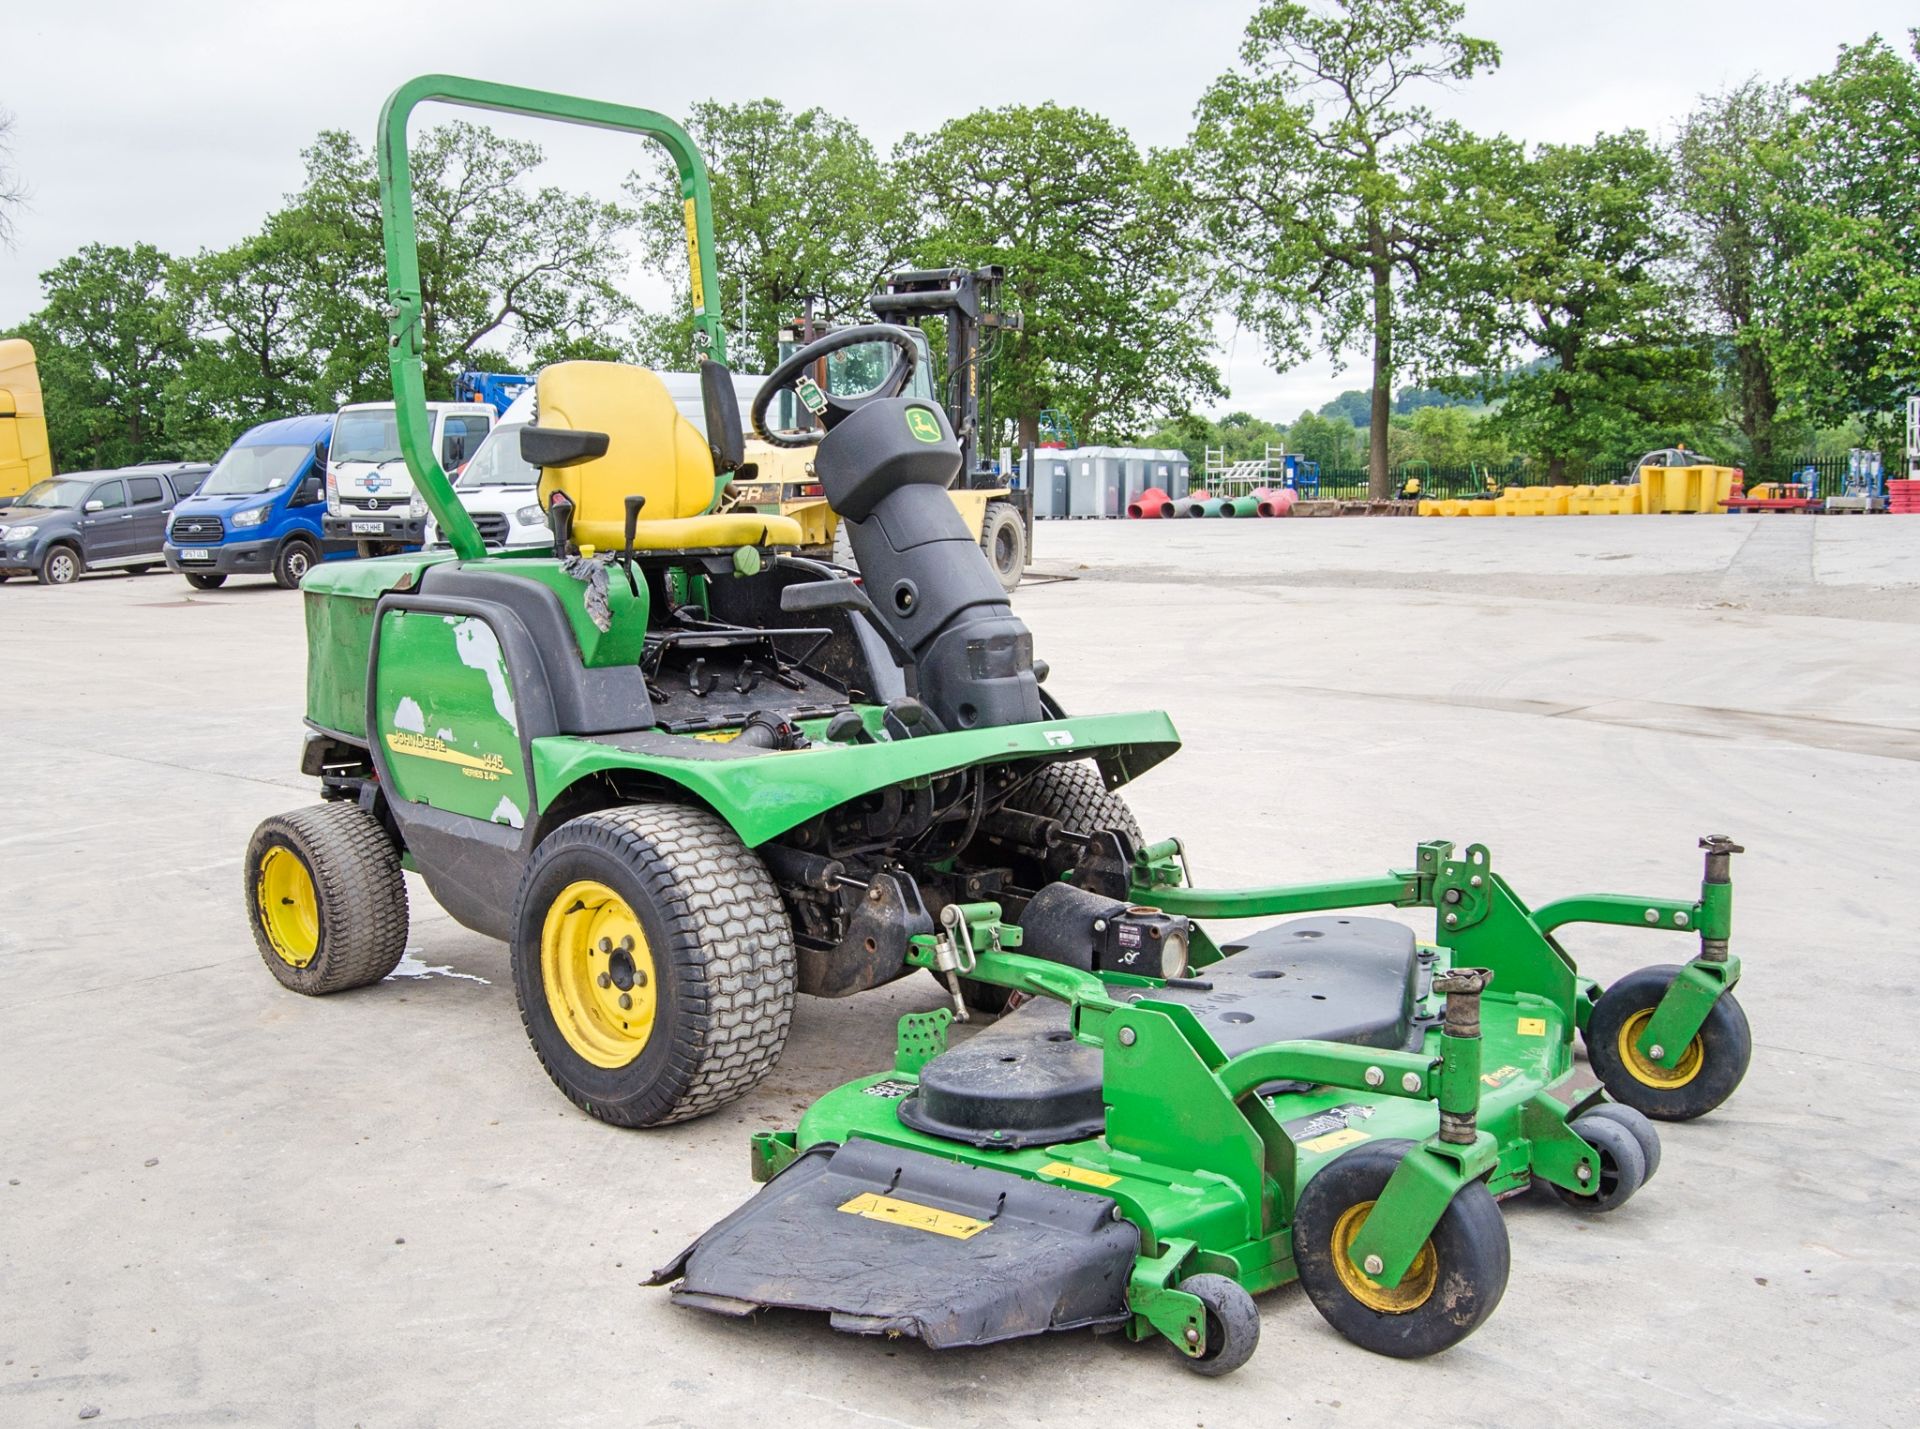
{"left": 1175, "top": 1274, "right": 1259, "bottom": 1377}
{"left": 1578, "top": 1102, "right": 1661, "bottom": 1182}
{"left": 1551, "top": 1113, "right": 1647, "bottom": 1213}
{"left": 1293, "top": 1139, "right": 1509, "bottom": 1358}
{"left": 1586, "top": 965, "right": 1751, "bottom": 1121}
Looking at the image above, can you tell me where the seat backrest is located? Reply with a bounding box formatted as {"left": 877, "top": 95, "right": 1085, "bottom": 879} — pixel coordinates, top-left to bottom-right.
{"left": 533, "top": 361, "right": 716, "bottom": 526}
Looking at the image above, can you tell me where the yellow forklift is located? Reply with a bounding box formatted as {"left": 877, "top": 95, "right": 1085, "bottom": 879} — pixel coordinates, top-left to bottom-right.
{"left": 727, "top": 267, "right": 1031, "bottom": 591}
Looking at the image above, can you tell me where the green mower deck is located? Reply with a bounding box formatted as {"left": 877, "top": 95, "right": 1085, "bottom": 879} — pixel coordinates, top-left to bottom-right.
{"left": 653, "top": 837, "right": 1752, "bottom": 1374}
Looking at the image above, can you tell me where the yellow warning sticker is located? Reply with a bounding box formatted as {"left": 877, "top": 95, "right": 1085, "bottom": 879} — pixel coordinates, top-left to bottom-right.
{"left": 683, "top": 198, "right": 706, "bottom": 313}
{"left": 1299, "top": 1127, "right": 1370, "bottom": 1155}
{"left": 1516, "top": 1016, "right": 1547, "bottom": 1037}
{"left": 837, "top": 1192, "right": 989, "bottom": 1240}
{"left": 1038, "top": 1161, "right": 1121, "bottom": 1189}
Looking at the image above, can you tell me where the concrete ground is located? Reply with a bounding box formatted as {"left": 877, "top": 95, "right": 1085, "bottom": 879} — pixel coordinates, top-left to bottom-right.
{"left": 2, "top": 512, "right": 1916, "bottom": 1428}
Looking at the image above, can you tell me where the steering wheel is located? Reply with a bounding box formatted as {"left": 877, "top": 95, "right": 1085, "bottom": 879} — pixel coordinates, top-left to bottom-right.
{"left": 750, "top": 324, "right": 920, "bottom": 449}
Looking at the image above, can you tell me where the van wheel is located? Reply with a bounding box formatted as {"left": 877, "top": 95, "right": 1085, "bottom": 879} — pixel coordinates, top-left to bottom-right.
{"left": 38, "top": 545, "right": 80, "bottom": 585}
{"left": 185, "top": 571, "right": 227, "bottom": 590}
{"left": 274, "top": 539, "right": 318, "bottom": 589}
{"left": 128, "top": 564, "right": 157, "bottom": 575}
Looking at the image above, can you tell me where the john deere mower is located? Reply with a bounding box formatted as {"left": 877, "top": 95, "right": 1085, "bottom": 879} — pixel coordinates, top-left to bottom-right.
{"left": 247, "top": 77, "right": 1754, "bottom": 1376}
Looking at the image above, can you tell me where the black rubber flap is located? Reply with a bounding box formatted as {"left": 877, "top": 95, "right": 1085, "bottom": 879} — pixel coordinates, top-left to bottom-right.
{"left": 899, "top": 999, "right": 1104, "bottom": 1148}
{"left": 1147, "top": 916, "right": 1425, "bottom": 1056}
{"left": 654, "top": 1139, "right": 1136, "bottom": 1348}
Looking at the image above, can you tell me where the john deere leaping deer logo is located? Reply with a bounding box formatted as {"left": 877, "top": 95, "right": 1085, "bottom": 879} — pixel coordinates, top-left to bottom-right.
{"left": 905, "top": 407, "right": 943, "bottom": 443}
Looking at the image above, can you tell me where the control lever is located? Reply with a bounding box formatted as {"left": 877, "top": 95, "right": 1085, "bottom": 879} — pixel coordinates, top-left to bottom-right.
{"left": 546, "top": 491, "right": 576, "bottom": 557}
{"left": 619, "top": 494, "right": 645, "bottom": 594}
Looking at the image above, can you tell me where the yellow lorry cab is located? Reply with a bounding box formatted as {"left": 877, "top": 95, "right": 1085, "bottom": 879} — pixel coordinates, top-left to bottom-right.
{"left": 0, "top": 339, "right": 54, "bottom": 501}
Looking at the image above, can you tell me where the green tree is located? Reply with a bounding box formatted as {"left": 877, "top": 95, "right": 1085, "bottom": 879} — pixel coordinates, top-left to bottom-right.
{"left": 1285, "top": 408, "right": 1362, "bottom": 469}
{"left": 169, "top": 215, "right": 326, "bottom": 452}
{"left": 10, "top": 243, "right": 192, "bottom": 468}
{"left": 1190, "top": 0, "right": 1501, "bottom": 497}
{"left": 628, "top": 100, "right": 909, "bottom": 373}
{"left": 1774, "top": 31, "right": 1920, "bottom": 441}
{"left": 288, "top": 121, "right": 640, "bottom": 403}
{"left": 897, "top": 103, "right": 1222, "bottom": 446}
{"left": 1474, "top": 132, "right": 1717, "bottom": 477}
{"left": 1670, "top": 80, "right": 1798, "bottom": 464}
{"left": 1318, "top": 389, "right": 1371, "bottom": 426}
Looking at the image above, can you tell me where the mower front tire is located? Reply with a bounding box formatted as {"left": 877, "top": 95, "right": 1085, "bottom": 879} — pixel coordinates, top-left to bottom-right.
{"left": 1585, "top": 964, "right": 1751, "bottom": 1122}
{"left": 510, "top": 804, "right": 796, "bottom": 1128}
{"left": 1292, "top": 1139, "right": 1509, "bottom": 1358}
{"left": 245, "top": 802, "right": 410, "bottom": 994}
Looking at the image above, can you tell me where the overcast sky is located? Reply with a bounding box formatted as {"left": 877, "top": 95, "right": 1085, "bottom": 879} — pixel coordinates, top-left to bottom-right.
{"left": 1, "top": 1, "right": 1911, "bottom": 420}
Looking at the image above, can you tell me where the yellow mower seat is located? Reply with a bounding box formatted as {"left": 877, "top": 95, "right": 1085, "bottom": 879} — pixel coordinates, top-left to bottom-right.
{"left": 531, "top": 361, "right": 802, "bottom": 550}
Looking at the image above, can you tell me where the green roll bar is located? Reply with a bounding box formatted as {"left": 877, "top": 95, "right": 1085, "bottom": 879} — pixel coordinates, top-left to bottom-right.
{"left": 376, "top": 74, "right": 727, "bottom": 562}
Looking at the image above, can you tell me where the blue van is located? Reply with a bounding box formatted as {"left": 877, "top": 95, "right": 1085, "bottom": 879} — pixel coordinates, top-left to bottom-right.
{"left": 164, "top": 414, "right": 346, "bottom": 588}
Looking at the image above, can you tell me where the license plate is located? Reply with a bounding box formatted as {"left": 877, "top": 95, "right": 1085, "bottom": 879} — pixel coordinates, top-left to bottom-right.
{"left": 180, "top": 548, "right": 212, "bottom": 562}
{"left": 351, "top": 521, "right": 386, "bottom": 534}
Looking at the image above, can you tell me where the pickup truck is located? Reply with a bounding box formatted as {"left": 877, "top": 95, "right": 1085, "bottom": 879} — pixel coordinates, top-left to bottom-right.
{"left": 0, "top": 462, "right": 210, "bottom": 585}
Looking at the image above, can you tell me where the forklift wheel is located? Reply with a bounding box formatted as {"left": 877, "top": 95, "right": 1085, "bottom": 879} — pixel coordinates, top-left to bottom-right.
{"left": 1585, "top": 964, "right": 1752, "bottom": 1122}
{"left": 510, "top": 804, "right": 796, "bottom": 1128}
{"left": 979, "top": 501, "right": 1026, "bottom": 593}
{"left": 245, "top": 803, "right": 410, "bottom": 994}
{"left": 1293, "top": 1139, "right": 1509, "bottom": 1358}
{"left": 1176, "top": 1274, "right": 1261, "bottom": 1377}
{"left": 957, "top": 761, "right": 1144, "bottom": 1015}
{"left": 1549, "top": 1113, "right": 1647, "bottom": 1213}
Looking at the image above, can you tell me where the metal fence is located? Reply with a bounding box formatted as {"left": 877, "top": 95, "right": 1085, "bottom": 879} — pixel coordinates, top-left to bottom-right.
{"left": 1303, "top": 454, "right": 1872, "bottom": 502}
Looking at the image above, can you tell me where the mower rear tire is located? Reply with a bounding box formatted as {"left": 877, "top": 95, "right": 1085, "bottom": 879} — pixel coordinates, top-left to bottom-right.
{"left": 185, "top": 571, "right": 227, "bottom": 590}
{"left": 958, "top": 760, "right": 1145, "bottom": 1015}
{"left": 979, "top": 500, "right": 1026, "bottom": 592}
{"left": 1549, "top": 1113, "right": 1647, "bottom": 1213}
{"left": 510, "top": 803, "right": 796, "bottom": 1128}
{"left": 1293, "top": 1139, "right": 1509, "bottom": 1358}
{"left": 1585, "top": 964, "right": 1751, "bottom": 1121}
{"left": 245, "top": 802, "right": 410, "bottom": 994}
{"left": 1578, "top": 1101, "right": 1661, "bottom": 1182}
{"left": 1176, "top": 1273, "right": 1260, "bottom": 1377}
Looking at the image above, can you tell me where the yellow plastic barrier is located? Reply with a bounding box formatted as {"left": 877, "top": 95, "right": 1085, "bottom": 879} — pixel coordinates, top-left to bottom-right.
{"left": 1419, "top": 498, "right": 1444, "bottom": 517}
{"left": 1466, "top": 499, "right": 1496, "bottom": 517}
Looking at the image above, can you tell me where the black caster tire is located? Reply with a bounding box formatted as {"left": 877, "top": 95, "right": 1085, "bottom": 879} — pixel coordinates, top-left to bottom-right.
{"left": 1550, "top": 1113, "right": 1647, "bottom": 1213}
{"left": 510, "top": 804, "right": 796, "bottom": 1128}
{"left": 1579, "top": 1102, "right": 1662, "bottom": 1182}
{"left": 1176, "top": 1273, "right": 1260, "bottom": 1377}
{"left": 1293, "top": 1139, "right": 1509, "bottom": 1358}
{"left": 1586, "top": 964, "right": 1751, "bottom": 1121}
{"left": 185, "top": 571, "right": 227, "bottom": 590}
{"left": 245, "top": 803, "right": 410, "bottom": 994}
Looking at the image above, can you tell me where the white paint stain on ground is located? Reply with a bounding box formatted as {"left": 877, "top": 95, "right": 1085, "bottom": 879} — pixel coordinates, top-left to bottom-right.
{"left": 447, "top": 617, "right": 517, "bottom": 729}
{"left": 491, "top": 794, "right": 524, "bottom": 829}
{"left": 393, "top": 696, "right": 426, "bottom": 733}
{"left": 385, "top": 947, "right": 491, "bottom": 985}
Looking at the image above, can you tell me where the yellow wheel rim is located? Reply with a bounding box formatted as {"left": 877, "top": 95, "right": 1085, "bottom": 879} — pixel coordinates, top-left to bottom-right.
{"left": 1618, "top": 1008, "right": 1703, "bottom": 1090}
{"left": 540, "top": 880, "right": 658, "bottom": 1068}
{"left": 1330, "top": 1201, "right": 1438, "bottom": 1314}
{"left": 258, "top": 846, "right": 320, "bottom": 968}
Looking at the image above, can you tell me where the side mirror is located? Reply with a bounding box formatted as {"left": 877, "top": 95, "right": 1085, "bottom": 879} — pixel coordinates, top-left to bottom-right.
{"left": 84, "top": 499, "right": 105, "bottom": 513}
{"left": 297, "top": 478, "right": 323, "bottom": 505}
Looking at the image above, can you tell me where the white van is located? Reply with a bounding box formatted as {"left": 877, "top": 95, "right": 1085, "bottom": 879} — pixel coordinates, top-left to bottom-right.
{"left": 324, "top": 399, "right": 495, "bottom": 552}
{"left": 423, "top": 370, "right": 764, "bottom": 552}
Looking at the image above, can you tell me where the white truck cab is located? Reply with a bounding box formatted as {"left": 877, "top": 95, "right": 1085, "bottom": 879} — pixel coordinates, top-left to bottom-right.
{"left": 324, "top": 399, "right": 495, "bottom": 552}
{"left": 423, "top": 371, "right": 764, "bottom": 552}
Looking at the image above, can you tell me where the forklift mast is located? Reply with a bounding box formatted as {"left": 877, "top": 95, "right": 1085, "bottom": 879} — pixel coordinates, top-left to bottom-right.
{"left": 869, "top": 267, "right": 1021, "bottom": 489}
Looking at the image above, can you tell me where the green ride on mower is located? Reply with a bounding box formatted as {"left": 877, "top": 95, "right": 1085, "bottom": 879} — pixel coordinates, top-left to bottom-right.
{"left": 246, "top": 76, "right": 1755, "bottom": 1377}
